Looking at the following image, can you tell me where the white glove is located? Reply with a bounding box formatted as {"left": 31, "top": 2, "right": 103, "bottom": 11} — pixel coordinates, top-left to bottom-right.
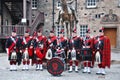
{"left": 50, "top": 43, "right": 53, "bottom": 47}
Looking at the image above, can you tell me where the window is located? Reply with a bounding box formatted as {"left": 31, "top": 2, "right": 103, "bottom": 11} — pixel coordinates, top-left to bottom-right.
{"left": 95, "top": 14, "right": 101, "bottom": 19}
{"left": 57, "top": 1, "right": 61, "bottom": 9}
{"left": 32, "top": 0, "right": 37, "bottom": 9}
{"left": 80, "top": 25, "right": 88, "bottom": 38}
{"left": 86, "top": 0, "right": 97, "bottom": 8}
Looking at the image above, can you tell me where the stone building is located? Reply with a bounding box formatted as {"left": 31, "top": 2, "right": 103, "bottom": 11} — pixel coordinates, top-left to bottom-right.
{"left": 37, "top": 0, "right": 120, "bottom": 48}
{"left": 0, "top": 0, "right": 120, "bottom": 49}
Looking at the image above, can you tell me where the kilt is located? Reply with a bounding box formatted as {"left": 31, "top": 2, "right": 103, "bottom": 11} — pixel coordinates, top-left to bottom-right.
{"left": 80, "top": 48, "right": 92, "bottom": 61}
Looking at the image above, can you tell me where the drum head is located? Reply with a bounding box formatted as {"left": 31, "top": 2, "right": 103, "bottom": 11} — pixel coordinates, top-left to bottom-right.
{"left": 47, "top": 58, "right": 64, "bottom": 76}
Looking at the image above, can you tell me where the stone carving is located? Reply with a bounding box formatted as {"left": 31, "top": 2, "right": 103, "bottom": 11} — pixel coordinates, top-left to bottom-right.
{"left": 102, "top": 9, "right": 118, "bottom": 23}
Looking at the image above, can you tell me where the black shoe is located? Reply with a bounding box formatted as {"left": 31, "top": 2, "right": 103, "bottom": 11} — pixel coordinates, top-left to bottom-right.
{"left": 75, "top": 71, "right": 79, "bottom": 73}
{"left": 96, "top": 73, "right": 101, "bottom": 75}
{"left": 88, "top": 72, "right": 91, "bottom": 74}
{"left": 68, "top": 71, "right": 72, "bottom": 73}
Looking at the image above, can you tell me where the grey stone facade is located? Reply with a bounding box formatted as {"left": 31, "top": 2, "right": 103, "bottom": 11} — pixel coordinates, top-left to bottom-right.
{"left": 35, "top": 0, "right": 120, "bottom": 48}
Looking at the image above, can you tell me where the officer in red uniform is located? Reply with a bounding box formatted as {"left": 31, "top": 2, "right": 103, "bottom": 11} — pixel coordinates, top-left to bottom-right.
{"left": 82, "top": 29, "right": 94, "bottom": 73}
{"left": 56, "top": 29, "right": 67, "bottom": 62}
{"left": 21, "top": 30, "right": 33, "bottom": 71}
{"left": 68, "top": 29, "right": 83, "bottom": 73}
{"left": 6, "top": 29, "right": 22, "bottom": 71}
{"left": 34, "top": 30, "right": 47, "bottom": 71}
{"left": 57, "top": 29, "right": 67, "bottom": 53}
{"left": 94, "top": 27, "right": 111, "bottom": 75}
{"left": 45, "top": 30, "right": 57, "bottom": 60}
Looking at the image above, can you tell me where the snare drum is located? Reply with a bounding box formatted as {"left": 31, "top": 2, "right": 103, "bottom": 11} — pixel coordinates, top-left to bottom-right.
{"left": 47, "top": 58, "right": 64, "bottom": 76}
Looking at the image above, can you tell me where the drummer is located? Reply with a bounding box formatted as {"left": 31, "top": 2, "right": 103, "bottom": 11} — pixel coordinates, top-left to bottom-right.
{"left": 45, "top": 30, "right": 57, "bottom": 60}
{"left": 56, "top": 29, "right": 67, "bottom": 61}
{"left": 82, "top": 29, "right": 94, "bottom": 74}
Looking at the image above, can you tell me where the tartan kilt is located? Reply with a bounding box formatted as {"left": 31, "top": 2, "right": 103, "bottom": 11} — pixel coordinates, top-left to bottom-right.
{"left": 80, "top": 48, "right": 92, "bottom": 61}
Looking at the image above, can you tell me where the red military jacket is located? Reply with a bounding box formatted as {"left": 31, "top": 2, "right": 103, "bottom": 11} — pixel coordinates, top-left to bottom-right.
{"left": 57, "top": 36, "right": 67, "bottom": 48}
{"left": 84, "top": 35, "right": 94, "bottom": 49}
{"left": 48, "top": 36, "right": 57, "bottom": 48}
{"left": 22, "top": 36, "right": 33, "bottom": 56}
{"left": 35, "top": 35, "right": 47, "bottom": 59}
{"left": 69, "top": 36, "right": 83, "bottom": 50}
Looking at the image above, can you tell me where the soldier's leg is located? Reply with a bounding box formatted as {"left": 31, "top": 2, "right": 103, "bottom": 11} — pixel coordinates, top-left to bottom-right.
{"left": 68, "top": 60, "right": 73, "bottom": 72}
{"left": 26, "top": 59, "right": 30, "bottom": 70}
{"left": 83, "top": 61, "right": 87, "bottom": 73}
{"left": 75, "top": 60, "right": 79, "bottom": 72}
{"left": 9, "top": 60, "right": 14, "bottom": 71}
{"left": 36, "top": 59, "right": 39, "bottom": 70}
{"left": 13, "top": 60, "right": 17, "bottom": 71}
{"left": 96, "top": 63, "right": 102, "bottom": 74}
{"left": 39, "top": 60, "right": 43, "bottom": 71}
{"left": 22, "top": 60, "right": 26, "bottom": 71}
{"left": 101, "top": 64, "right": 106, "bottom": 75}
{"left": 87, "top": 61, "right": 91, "bottom": 73}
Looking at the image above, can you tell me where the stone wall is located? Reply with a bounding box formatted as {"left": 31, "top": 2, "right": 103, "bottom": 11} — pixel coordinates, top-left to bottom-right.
{"left": 34, "top": 0, "right": 120, "bottom": 48}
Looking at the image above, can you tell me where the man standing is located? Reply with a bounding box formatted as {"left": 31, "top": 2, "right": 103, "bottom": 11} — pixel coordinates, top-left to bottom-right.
{"left": 82, "top": 29, "right": 94, "bottom": 74}
{"left": 6, "top": 29, "right": 21, "bottom": 71}
{"left": 94, "top": 27, "right": 111, "bottom": 75}
{"left": 45, "top": 30, "right": 57, "bottom": 60}
{"left": 68, "top": 29, "right": 83, "bottom": 73}
{"left": 57, "top": 29, "right": 67, "bottom": 64}
{"left": 21, "top": 30, "right": 33, "bottom": 71}
{"left": 34, "top": 30, "right": 47, "bottom": 71}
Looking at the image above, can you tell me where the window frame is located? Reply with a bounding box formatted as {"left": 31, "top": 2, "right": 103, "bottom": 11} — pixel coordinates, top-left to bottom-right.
{"left": 32, "top": 0, "right": 37, "bottom": 9}
{"left": 80, "top": 25, "right": 88, "bottom": 38}
{"left": 86, "top": 0, "right": 97, "bottom": 8}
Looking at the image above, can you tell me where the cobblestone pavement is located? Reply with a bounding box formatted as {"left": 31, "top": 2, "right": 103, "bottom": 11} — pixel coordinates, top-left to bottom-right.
{"left": 0, "top": 50, "right": 120, "bottom": 80}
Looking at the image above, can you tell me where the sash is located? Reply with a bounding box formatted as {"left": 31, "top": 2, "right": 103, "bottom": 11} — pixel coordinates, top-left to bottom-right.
{"left": 8, "top": 37, "right": 18, "bottom": 56}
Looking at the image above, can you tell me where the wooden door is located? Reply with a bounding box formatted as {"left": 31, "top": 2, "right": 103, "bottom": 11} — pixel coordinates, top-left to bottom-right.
{"left": 104, "top": 28, "right": 117, "bottom": 48}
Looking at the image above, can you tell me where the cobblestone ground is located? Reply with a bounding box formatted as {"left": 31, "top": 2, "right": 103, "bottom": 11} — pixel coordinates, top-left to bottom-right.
{"left": 0, "top": 51, "right": 120, "bottom": 80}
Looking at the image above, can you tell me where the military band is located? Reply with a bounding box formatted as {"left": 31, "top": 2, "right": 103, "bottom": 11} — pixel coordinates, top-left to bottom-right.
{"left": 5, "top": 28, "right": 111, "bottom": 76}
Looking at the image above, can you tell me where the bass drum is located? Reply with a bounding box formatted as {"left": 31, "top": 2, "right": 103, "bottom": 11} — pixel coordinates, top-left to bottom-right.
{"left": 47, "top": 57, "right": 64, "bottom": 76}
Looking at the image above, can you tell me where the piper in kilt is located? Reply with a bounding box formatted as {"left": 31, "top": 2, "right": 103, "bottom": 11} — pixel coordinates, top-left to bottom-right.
{"left": 21, "top": 30, "right": 34, "bottom": 71}
{"left": 68, "top": 29, "right": 83, "bottom": 73}
{"left": 82, "top": 29, "right": 94, "bottom": 73}
{"left": 34, "top": 30, "right": 47, "bottom": 71}
{"left": 6, "top": 29, "right": 22, "bottom": 71}
{"left": 94, "top": 27, "right": 111, "bottom": 75}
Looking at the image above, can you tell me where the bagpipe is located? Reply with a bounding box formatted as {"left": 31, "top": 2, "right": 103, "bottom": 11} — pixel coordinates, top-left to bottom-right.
{"left": 70, "top": 48, "right": 77, "bottom": 61}
{"left": 22, "top": 39, "right": 35, "bottom": 60}
{"left": 23, "top": 48, "right": 29, "bottom": 60}
{"left": 10, "top": 47, "right": 17, "bottom": 60}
